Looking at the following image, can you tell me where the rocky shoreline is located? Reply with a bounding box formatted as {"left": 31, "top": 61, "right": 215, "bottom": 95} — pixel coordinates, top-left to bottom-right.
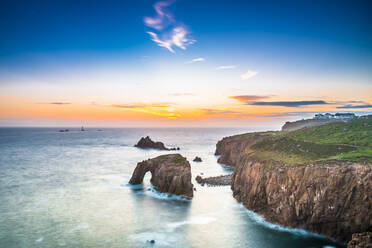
{"left": 195, "top": 174, "right": 232, "bottom": 186}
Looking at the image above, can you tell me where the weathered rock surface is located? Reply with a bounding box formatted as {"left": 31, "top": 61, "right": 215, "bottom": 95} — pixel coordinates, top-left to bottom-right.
{"left": 195, "top": 174, "right": 232, "bottom": 186}
{"left": 348, "top": 232, "right": 372, "bottom": 248}
{"left": 193, "top": 156, "right": 202, "bottom": 162}
{"left": 129, "top": 154, "right": 193, "bottom": 198}
{"left": 216, "top": 134, "right": 372, "bottom": 243}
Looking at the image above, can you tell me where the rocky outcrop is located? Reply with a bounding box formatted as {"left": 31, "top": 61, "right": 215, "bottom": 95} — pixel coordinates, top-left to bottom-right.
{"left": 216, "top": 134, "right": 372, "bottom": 243}
{"left": 129, "top": 154, "right": 193, "bottom": 198}
{"left": 193, "top": 156, "right": 202, "bottom": 162}
{"left": 134, "top": 136, "right": 179, "bottom": 150}
{"left": 195, "top": 174, "right": 232, "bottom": 186}
{"left": 347, "top": 232, "right": 372, "bottom": 248}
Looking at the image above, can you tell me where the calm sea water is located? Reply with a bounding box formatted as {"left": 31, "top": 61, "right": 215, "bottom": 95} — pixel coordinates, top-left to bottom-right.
{"left": 0, "top": 128, "right": 344, "bottom": 248}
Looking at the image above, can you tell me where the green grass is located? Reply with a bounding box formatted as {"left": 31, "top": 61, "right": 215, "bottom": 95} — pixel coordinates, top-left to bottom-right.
{"left": 172, "top": 154, "right": 187, "bottom": 163}
{"left": 284, "top": 119, "right": 372, "bottom": 147}
{"left": 226, "top": 131, "right": 277, "bottom": 141}
{"left": 249, "top": 119, "right": 372, "bottom": 166}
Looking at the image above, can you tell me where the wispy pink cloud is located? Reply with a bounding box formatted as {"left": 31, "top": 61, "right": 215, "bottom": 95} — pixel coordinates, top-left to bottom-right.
{"left": 144, "top": 1, "right": 174, "bottom": 30}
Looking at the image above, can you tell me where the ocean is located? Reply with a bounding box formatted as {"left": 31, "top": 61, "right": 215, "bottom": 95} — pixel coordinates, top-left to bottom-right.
{"left": 0, "top": 127, "right": 344, "bottom": 248}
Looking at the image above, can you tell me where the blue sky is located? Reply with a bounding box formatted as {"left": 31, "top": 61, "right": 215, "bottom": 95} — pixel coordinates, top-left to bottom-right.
{"left": 0, "top": 0, "right": 371, "bottom": 127}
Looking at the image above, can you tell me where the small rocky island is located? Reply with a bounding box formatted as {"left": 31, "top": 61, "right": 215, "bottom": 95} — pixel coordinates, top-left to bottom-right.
{"left": 129, "top": 154, "right": 193, "bottom": 198}
{"left": 135, "top": 136, "right": 179, "bottom": 150}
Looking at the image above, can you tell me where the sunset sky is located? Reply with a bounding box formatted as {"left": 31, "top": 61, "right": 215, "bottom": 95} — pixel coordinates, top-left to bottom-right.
{"left": 0, "top": 0, "right": 371, "bottom": 127}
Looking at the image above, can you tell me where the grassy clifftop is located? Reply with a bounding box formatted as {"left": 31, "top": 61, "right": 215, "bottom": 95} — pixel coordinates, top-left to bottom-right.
{"left": 250, "top": 119, "right": 372, "bottom": 166}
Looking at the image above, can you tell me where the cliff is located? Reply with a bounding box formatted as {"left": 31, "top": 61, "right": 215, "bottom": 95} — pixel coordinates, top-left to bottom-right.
{"left": 216, "top": 119, "right": 372, "bottom": 243}
{"left": 215, "top": 132, "right": 267, "bottom": 166}
{"left": 129, "top": 154, "right": 193, "bottom": 198}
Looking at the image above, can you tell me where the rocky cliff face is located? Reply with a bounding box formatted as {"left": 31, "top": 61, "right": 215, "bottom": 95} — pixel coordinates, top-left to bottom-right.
{"left": 129, "top": 154, "right": 193, "bottom": 198}
{"left": 216, "top": 135, "right": 372, "bottom": 243}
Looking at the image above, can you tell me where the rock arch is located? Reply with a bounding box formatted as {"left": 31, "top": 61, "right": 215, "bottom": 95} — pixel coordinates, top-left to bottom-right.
{"left": 129, "top": 154, "right": 193, "bottom": 198}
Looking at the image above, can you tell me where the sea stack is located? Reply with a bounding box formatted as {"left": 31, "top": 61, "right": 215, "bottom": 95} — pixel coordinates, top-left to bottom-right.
{"left": 135, "top": 136, "right": 175, "bottom": 150}
{"left": 129, "top": 154, "right": 193, "bottom": 198}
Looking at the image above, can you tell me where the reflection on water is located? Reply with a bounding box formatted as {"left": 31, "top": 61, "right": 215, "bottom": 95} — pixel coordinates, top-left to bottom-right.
{"left": 0, "top": 128, "right": 344, "bottom": 247}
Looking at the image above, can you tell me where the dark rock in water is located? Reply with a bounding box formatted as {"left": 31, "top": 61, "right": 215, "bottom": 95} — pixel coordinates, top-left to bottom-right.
{"left": 193, "top": 156, "right": 202, "bottom": 162}
{"left": 129, "top": 154, "right": 193, "bottom": 198}
{"left": 134, "top": 136, "right": 178, "bottom": 150}
{"left": 196, "top": 174, "right": 232, "bottom": 186}
{"left": 146, "top": 239, "right": 155, "bottom": 244}
{"left": 348, "top": 232, "right": 372, "bottom": 248}
{"left": 59, "top": 129, "right": 69, "bottom": 132}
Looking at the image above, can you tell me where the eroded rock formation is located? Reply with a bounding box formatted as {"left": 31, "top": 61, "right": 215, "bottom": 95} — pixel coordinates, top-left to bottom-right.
{"left": 216, "top": 134, "right": 372, "bottom": 243}
{"left": 129, "top": 154, "right": 193, "bottom": 198}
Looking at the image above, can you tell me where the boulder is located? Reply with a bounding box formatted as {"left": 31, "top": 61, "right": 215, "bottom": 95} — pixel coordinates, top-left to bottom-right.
{"left": 129, "top": 154, "right": 193, "bottom": 198}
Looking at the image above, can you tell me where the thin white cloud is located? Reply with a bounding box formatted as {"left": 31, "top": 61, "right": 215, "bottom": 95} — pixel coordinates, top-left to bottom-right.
{"left": 144, "top": 1, "right": 195, "bottom": 53}
{"left": 216, "top": 65, "right": 236, "bottom": 70}
{"left": 241, "top": 70, "right": 258, "bottom": 80}
{"left": 185, "top": 57, "right": 205, "bottom": 64}
{"left": 147, "top": 31, "right": 174, "bottom": 53}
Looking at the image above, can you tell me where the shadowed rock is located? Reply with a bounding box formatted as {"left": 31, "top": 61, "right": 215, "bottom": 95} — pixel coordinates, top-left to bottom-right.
{"left": 129, "top": 154, "right": 193, "bottom": 198}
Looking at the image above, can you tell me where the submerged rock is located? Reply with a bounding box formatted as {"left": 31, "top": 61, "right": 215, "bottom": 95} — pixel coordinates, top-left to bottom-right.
{"left": 134, "top": 136, "right": 178, "bottom": 150}
{"left": 193, "top": 156, "right": 202, "bottom": 162}
{"left": 129, "top": 154, "right": 193, "bottom": 198}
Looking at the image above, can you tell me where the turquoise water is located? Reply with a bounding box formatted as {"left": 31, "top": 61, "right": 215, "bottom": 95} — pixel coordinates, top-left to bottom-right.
{"left": 0, "top": 128, "right": 344, "bottom": 248}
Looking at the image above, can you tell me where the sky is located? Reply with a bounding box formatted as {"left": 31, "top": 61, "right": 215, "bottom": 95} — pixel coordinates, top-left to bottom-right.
{"left": 0, "top": 0, "right": 371, "bottom": 128}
